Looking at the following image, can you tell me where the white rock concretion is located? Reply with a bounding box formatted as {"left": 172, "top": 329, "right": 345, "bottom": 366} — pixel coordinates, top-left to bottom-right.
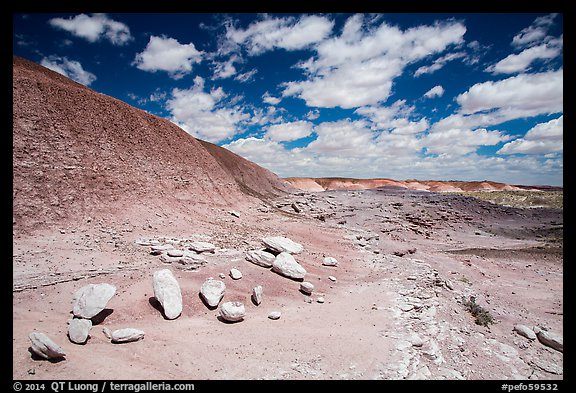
{"left": 317, "top": 297, "right": 325, "bottom": 303}
{"left": 200, "top": 279, "right": 226, "bottom": 308}
{"left": 68, "top": 318, "right": 92, "bottom": 344}
{"left": 230, "top": 268, "right": 243, "bottom": 280}
{"left": 111, "top": 328, "right": 145, "bottom": 343}
{"left": 513, "top": 324, "right": 537, "bottom": 340}
{"left": 268, "top": 311, "right": 281, "bottom": 320}
{"left": 536, "top": 330, "right": 563, "bottom": 352}
{"left": 262, "top": 236, "right": 304, "bottom": 254}
{"left": 102, "top": 327, "right": 112, "bottom": 339}
{"left": 29, "top": 332, "right": 66, "bottom": 360}
{"left": 219, "top": 301, "right": 246, "bottom": 322}
{"left": 150, "top": 244, "right": 174, "bottom": 255}
{"left": 152, "top": 269, "right": 182, "bottom": 319}
{"left": 300, "top": 281, "right": 314, "bottom": 295}
{"left": 245, "top": 250, "right": 275, "bottom": 268}
{"left": 188, "top": 241, "right": 216, "bottom": 253}
{"left": 272, "top": 252, "right": 307, "bottom": 280}
{"left": 322, "top": 257, "right": 338, "bottom": 267}
{"left": 252, "top": 285, "right": 263, "bottom": 305}
{"left": 135, "top": 238, "right": 161, "bottom": 246}
{"left": 160, "top": 252, "right": 207, "bottom": 266}
{"left": 167, "top": 249, "right": 184, "bottom": 257}
{"left": 72, "top": 283, "right": 117, "bottom": 319}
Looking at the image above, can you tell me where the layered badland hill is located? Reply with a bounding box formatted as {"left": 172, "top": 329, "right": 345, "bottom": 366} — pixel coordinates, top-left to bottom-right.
{"left": 13, "top": 55, "right": 294, "bottom": 233}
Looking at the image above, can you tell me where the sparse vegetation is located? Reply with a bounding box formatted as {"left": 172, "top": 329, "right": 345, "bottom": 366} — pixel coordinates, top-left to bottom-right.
{"left": 458, "top": 276, "right": 471, "bottom": 285}
{"left": 448, "top": 190, "right": 563, "bottom": 209}
{"left": 462, "top": 296, "right": 495, "bottom": 327}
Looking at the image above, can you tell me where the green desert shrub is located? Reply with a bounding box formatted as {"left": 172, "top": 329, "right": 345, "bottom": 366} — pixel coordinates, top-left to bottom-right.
{"left": 462, "top": 296, "right": 495, "bottom": 327}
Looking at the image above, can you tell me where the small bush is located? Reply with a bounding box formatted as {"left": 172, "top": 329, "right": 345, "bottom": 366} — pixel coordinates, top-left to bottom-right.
{"left": 462, "top": 296, "right": 494, "bottom": 327}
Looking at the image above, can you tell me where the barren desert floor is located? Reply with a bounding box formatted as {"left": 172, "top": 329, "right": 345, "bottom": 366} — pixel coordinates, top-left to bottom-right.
{"left": 13, "top": 188, "right": 563, "bottom": 380}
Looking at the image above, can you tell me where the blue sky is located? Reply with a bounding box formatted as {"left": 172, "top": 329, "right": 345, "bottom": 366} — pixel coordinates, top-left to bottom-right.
{"left": 13, "top": 13, "right": 563, "bottom": 186}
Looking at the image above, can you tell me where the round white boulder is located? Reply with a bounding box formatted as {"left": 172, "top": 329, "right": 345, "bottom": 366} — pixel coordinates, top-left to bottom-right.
{"left": 300, "top": 281, "right": 314, "bottom": 295}
{"left": 200, "top": 279, "right": 226, "bottom": 308}
{"left": 68, "top": 318, "right": 92, "bottom": 344}
{"left": 219, "top": 301, "right": 246, "bottom": 322}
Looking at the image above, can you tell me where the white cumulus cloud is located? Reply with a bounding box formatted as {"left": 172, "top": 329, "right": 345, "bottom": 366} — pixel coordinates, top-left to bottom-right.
{"left": 165, "top": 76, "right": 249, "bottom": 142}
{"left": 498, "top": 115, "right": 563, "bottom": 154}
{"left": 355, "top": 100, "right": 428, "bottom": 135}
{"left": 414, "top": 51, "right": 466, "bottom": 77}
{"left": 283, "top": 15, "right": 466, "bottom": 109}
{"left": 133, "top": 35, "right": 203, "bottom": 79}
{"left": 305, "top": 119, "right": 376, "bottom": 156}
{"left": 423, "top": 85, "right": 445, "bottom": 99}
{"left": 48, "top": 13, "right": 132, "bottom": 45}
{"left": 212, "top": 55, "right": 238, "bottom": 79}
{"left": 423, "top": 128, "right": 512, "bottom": 156}
{"left": 40, "top": 55, "right": 97, "bottom": 86}
{"left": 265, "top": 120, "right": 314, "bottom": 142}
{"left": 262, "top": 92, "right": 281, "bottom": 105}
{"left": 234, "top": 69, "right": 258, "bottom": 83}
{"left": 456, "top": 69, "right": 563, "bottom": 117}
{"left": 226, "top": 14, "right": 334, "bottom": 55}
{"left": 512, "top": 13, "right": 558, "bottom": 48}
{"left": 487, "top": 42, "right": 562, "bottom": 74}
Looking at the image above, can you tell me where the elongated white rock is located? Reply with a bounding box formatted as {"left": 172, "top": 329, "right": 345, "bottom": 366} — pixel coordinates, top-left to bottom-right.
{"left": 272, "top": 252, "right": 307, "bottom": 280}
{"left": 153, "top": 269, "right": 182, "bottom": 319}
{"left": 68, "top": 318, "right": 92, "bottom": 344}
{"left": 29, "top": 332, "right": 66, "bottom": 360}
{"left": 188, "top": 241, "right": 216, "bottom": 253}
{"left": 230, "top": 268, "right": 243, "bottom": 280}
{"left": 111, "top": 328, "right": 145, "bottom": 343}
{"left": 72, "top": 283, "right": 116, "bottom": 319}
{"left": 200, "top": 279, "right": 226, "bottom": 308}
{"left": 513, "top": 324, "right": 536, "bottom": 340}
{"left": 262, "top": 236, "right": 304, "bottom": 254}
{"left": 537, "top": 330, "right": 563, "bottom": 352}
{"left": 322, "top": 257, "right": 338, "bottom": 266}
{"left": 252, "top": 285, "right": 263, "bottom": 305}
{"left": 219, "top": 301, "right": 246, "bottom": 322}
{"left": 245, "top": 250, "right": 275, "bottom": 268}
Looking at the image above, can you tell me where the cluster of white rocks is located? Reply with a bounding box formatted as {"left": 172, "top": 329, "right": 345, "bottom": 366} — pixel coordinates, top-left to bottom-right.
{"left": 29, "top": 235, "right": 340, "bottom": 361}
{"left": 513, "top": 324, "right": 563, "bottom": 352}
{"left": 136, "top": 236, "right": 216, "bottom": 271}
{"left": 245, "top": 237, "right": 339, "bottom": 305}
{"left": 246, "top": 236, "right": 307, "bottom": 280}
{"left": 149, "top": 236, "right": 339, "bottom": 323}
{"left": 29, "top": 282, "right": 143, "bottom": 361}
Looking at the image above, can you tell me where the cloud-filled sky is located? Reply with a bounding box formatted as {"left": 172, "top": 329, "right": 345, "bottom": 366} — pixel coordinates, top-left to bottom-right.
{"left": 13, "top": 13, "right": 563, "bottom": 186}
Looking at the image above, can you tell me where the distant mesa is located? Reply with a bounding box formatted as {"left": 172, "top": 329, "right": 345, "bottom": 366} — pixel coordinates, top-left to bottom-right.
{"left": 284, "top": 177, "right": 555, "bottom": 193}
